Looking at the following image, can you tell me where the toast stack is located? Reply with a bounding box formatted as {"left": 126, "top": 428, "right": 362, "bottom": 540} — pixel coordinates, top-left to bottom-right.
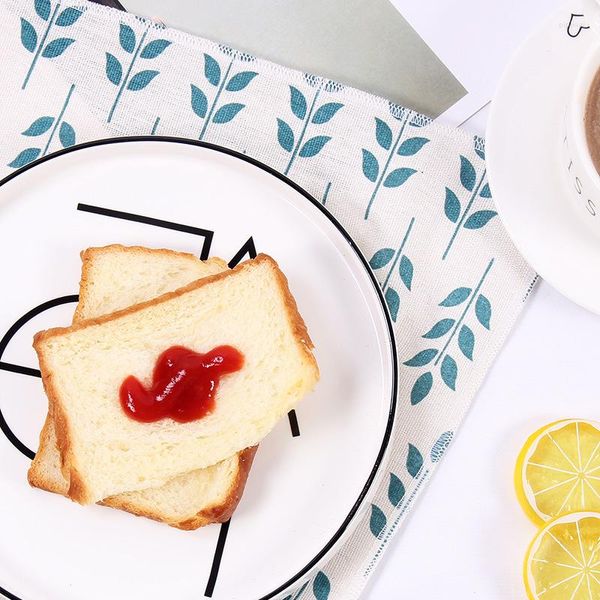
{"left": 28, "top": 245, "right": 319, "bottom": 529}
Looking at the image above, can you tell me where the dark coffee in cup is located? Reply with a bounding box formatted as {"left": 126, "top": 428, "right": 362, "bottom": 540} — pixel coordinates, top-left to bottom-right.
{"left": 585, "top": 68, "right": 600, "bottom": 176}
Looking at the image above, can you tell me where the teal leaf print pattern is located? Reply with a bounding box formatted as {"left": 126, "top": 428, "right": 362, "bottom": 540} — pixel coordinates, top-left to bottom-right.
{"left": 411, "top": 371, "right": 433, "bottom": 405}
{"left": 369, "top": 247, "right": 394, "bottom": 269}
{"left": 20, "top": 18, "right": 37, "bottom": 52}
{"left": 190, "top": 84, "right": 208, "bottom": 118}
{"left": 204, "top": 53, "right": 221, "bottom": 85}
{"left": 458, "top": 324, "right": 475, "bottom": 360}
{"left": 299, "top": 135, "right": 331, "bottom": 158}
{"left": 313, "top": 572, "right": 331, "bottom": 600}
{"left": 277, "top": 119, "right": 294, "bottom": 152}
{"left": 460, "top": 155, "right": 476, "bottom": 192}
{"left": 213, "top": 102, "right": 245, "bottom": 123}
{"left": 384, "top": 287, "right": 400, "bottom": 321}
{"left": 441, "top": 354, "right": 458, "bottom": 390}
{"left": 443, "top": 140, "right": 496, "bottom": 259}
{"left": 404, "top": 349, "right": 437, "bottom": 367}
{"left": 278, "top": 80, "right": 343, "bottom": 175}
{"left": 474, "top": 135, "right": 486, "bottom": 160}
{"left": 361, "top": 149, "right": 379, "bottom": 182}
{"left": 431, "top": 431, "right": 454, "bottom": 463}
{"left": 388, "top": 473, "right": 405, "bottom": 506}
{"left": 105, "top": 53, "right": 123, "bottom": 85}
{"left": 312, "top": 102, "right": 343, "bottom": 124}
{"left": 127, "top": 69, "right": 159, "bottom": 91}
{"left": 444, "top": 188, "right": 461, "bottom": 223}
{"left": 397, "top": 137, "right": 429, "bottom": 156}
{"left": 55, "top": 7, "right": 83, "bottom": 27}
{"left": 9, "top": 84, "right": 75, "bottom": 168}
{"left": 22, "top": 116, "right": 54, "bottom": 136}
{"left": 475, "top": 294, "right": 492, "bottom": 329}
{"left": 8, "top": 148, "right": 41, "bottom": 169}
{"left": 439, "top": 287, "right": 471, "bottom": 307}
{"left": 480, "top": 183, "right": 491, "bottom": 198}
{"left": 464, "top": 210, "right": 497, "bottom": 229}
{"left": 369, "top": 217, "right": 415, "bottom": 322}
{"left": 289, "top": 86, "right": 307, "bottom": 119}
{"left": 282, "top": 581, "right": 309, "bottom": 600}
{"left": 407, "top": 444, "right": 424, "bottom": 478}
{"left": 191, "top": 52, "right": 257, "bottom": 140}
{"left": 363, "top": 110, "right": 425, "bottom": 219}
{"left": 404, "top": 259, "right": 494, "bottom": 404}
{"left": 35, "top": 0, "right": 51, "bottom": 21}
{"left": 41, "top": 37, "right": 74, "bottom": 58}
{"left": 21, "top": 0, "right": 81, "bottom": 89}
{"left": 225, "top": 71, "right": 258, "bottom": 92}
{"left": 369, "top": 504, "right": 386, "bottom": 538}
{"left": 375, "top": 117, "right": 392, "bottom": 150}
{"left": 383, "top": 167, "right": 416, "bottom": 189}
{"left": 423, "top": 319, "right": 455, "bottom": 339}
{"left": 150, "top": 115, "right": 161, "bottom": 135}
{"left": 107, "top": 24, "right": 171, "bottom": 123}
{"left": 399, "top": 255, "right": 413, "bottom": 290}
{"left": 59, "top": 121, "right": 75, "bottom": 147}
{"left": 140, "top": 38, "right": 171, "bottom": 59}
{"left": 321, "top": 181, "right": 332, "bottom": 205}
{"left": 119, "top": 23, "right": 136, "bottom": 53}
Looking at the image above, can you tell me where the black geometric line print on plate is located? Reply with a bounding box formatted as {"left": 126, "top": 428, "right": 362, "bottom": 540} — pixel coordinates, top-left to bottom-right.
{"left": 0, "top": 295, "right": 79, "bottom": 460}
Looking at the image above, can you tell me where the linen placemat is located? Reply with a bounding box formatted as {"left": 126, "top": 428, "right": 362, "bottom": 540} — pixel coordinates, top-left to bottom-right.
{"left": 0, "top": 1, "right": 536, "bottom": 598}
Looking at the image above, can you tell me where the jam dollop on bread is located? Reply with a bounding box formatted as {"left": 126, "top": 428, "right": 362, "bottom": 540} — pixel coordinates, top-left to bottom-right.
{"left": 120, "top": 345, "right": 244, "bottom": 423}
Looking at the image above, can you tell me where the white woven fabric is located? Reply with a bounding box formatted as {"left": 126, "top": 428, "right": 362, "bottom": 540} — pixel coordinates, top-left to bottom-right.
{"left": 0, "top": 1, "right": 536, "bottom": 598}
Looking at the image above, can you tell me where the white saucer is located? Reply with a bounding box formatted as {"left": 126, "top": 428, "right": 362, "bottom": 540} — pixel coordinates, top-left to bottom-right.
{"left": 487, "top": 2, "right": 600, "bottom": 314}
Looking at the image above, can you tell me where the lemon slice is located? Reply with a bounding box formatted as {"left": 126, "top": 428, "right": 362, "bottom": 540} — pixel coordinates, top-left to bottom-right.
{"left": 524, "top": 512, "right": 600, "bottom": 599}
{"left": 515, "top": 420, "right": 600, "bottom": 524}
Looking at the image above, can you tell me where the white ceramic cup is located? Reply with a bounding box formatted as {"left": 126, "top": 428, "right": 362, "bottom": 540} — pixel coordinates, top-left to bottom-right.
{"left": 584, "top": 0, "right": 600, "bottom": 30}
{"left": 563, "top": 2, "right": 600, "bottom": 225}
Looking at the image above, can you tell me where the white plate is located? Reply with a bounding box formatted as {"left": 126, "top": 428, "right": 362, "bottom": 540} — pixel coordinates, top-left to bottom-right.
{"left": 0, "top": 138, "right": 397, "bottom": 600}
{"left": 487, "top": 2, "right": 600, "bottom": 313}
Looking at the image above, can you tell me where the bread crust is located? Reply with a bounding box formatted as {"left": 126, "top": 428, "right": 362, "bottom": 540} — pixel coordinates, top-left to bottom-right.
{"left": 269, "top": 257, "right": 318, "bottom": 376}
{"left": 28, "top": 413, "right": 258, "bottom": 529}
{"left": 80, "top": 244, "right": 227, "bottom": 266}
{"left": 73, "top": 245, "right": 227, "bottom": 322}
{"left": 36, "top": 254, "right": 300, "bottom": 343}
{"left": 33, "top": 342, "right": 84, "bottom": 498}
{"left": 101, "top": 446, "right": 258, "bottom": 530}
{"left": 33, "top": 252, "right": 316, "bottom": 508}
{"left": 27, "top": 416, "right": 67, "bottom": 494}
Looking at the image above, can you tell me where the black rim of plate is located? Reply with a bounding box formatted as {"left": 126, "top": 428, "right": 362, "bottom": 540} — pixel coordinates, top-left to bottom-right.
{"left": 0, "top": 136, "right": 398, "bottom": 600}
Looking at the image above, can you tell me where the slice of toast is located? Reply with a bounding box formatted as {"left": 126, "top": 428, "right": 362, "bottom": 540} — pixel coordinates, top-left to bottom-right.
{"left": 34, "top": 253, "right": 319, "bottom": 504}
{"left": 28, "top": 245, "right": 257, "bottom": 529}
